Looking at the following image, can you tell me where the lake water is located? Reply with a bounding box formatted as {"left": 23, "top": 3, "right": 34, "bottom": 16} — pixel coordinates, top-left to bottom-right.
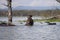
{"left": 0, "top": 17, "right": 60, "bottom": 40}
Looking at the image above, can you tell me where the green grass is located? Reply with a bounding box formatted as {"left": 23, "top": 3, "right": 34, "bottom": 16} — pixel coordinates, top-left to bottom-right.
{"left": 46, "top": 19, "right": 60, "bottom": 22}
{"left": 18, "top": 19, "right": 60, "bottom": 23}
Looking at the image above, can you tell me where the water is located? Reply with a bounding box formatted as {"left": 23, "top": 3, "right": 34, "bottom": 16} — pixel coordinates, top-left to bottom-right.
{"left": 0, "top": 17, "right": 60, "bottom": 40}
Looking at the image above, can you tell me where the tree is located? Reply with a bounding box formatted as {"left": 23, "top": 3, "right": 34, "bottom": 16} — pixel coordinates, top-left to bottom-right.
{"left": 7, "top": 0, "right": 12, "bottom": 25}
{"left": 1, "top": 0, "right": 12, "bottom": 25}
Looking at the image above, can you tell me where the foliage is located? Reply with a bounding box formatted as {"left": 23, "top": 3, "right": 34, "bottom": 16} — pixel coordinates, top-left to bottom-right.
{"left": 0, "top": 10, "right": 60, "bottom": 17}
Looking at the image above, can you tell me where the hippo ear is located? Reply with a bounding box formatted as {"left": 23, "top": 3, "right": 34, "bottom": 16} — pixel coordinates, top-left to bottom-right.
{"left": 56, "top": 0, "right": 60, "bottom": 3}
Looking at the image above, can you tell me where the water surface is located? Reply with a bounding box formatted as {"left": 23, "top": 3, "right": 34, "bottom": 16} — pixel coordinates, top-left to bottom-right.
{"left": 0, "top": 17, "right": 60, "bottom": 40}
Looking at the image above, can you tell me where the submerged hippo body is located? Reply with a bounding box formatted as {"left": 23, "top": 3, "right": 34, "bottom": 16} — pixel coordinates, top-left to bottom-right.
{"left": 25, "top": 15, "right": 34, "bottom": 26}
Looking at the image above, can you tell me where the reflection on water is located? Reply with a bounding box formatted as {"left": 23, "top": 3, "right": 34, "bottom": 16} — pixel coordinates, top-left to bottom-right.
{"left": 0, "top": 17, "right": 60, "bottom": 40}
